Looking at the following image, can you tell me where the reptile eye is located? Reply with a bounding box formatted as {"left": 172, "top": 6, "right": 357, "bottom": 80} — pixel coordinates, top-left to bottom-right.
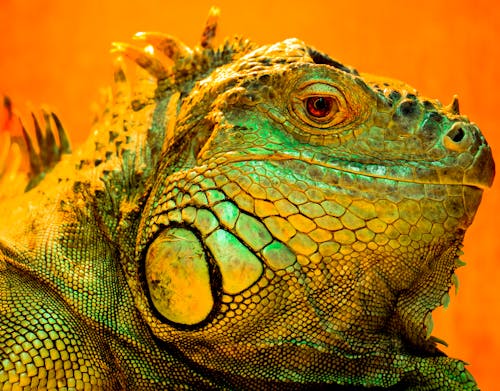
{"left": 290, "top": 81, "right": 348, "bottom": 130}
{"left": 305, "top": 96, "right": 338, "bottom": 119}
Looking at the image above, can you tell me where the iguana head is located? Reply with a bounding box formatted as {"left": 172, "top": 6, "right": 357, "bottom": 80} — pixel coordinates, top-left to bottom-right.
{"left": 110, "top": 18, "right": 494, "bottom": 388}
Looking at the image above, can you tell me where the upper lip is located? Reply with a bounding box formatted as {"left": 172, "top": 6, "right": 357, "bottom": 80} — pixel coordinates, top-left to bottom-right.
{"left": 215, "top": 150, "right": 495, "bottom": 190}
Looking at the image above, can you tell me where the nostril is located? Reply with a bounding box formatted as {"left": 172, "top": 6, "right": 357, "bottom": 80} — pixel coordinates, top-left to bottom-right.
{"left": 447, "top": 126, "right": 465, "bottom": 143}
{"left": 444, "top": 122, "right": 471, "bottom": 151}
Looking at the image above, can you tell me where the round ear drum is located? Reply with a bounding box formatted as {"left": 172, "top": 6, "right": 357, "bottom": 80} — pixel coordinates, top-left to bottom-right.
{"left": 145, "top": 227, "right": 217, "bottom": 326}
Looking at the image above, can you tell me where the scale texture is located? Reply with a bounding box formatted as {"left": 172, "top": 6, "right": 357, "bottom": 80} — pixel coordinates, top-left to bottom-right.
{"left": 0, "top": 10, "right": 495, "bottom": 390}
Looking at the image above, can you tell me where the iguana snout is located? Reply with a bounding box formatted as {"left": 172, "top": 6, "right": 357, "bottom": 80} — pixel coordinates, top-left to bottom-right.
{"left": 345, "top": 75, "right": 496, "bottom": 192}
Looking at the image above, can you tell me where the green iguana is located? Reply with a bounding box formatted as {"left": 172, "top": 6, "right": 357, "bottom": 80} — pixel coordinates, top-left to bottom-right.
{"left": 0, "top": 8, "right": 495, "bottom": 390}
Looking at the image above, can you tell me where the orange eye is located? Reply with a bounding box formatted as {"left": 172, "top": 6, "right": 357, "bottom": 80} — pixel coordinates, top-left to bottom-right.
{"left": 305, "top": 96, "right": 338, "bottom": 118}
{"left": 290, "top": 81, "right": 350, "bottom": 130}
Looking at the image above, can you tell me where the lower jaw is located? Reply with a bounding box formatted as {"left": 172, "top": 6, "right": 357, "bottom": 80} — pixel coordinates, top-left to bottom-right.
{"left": 195, "top": 341, "right": 460, "bottom": 389}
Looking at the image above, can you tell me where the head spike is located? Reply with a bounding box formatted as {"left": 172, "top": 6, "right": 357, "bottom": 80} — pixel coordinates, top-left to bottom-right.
{"left": 429, "top": 336, "right": 448, "bottom": 347}
{"left": 111, "top": 42, "right": 169, "bottom": 80}
{"left": 451, "top": 273, "right": 460, "bottom": 295}
{"left": 111, "top": 56, "right": 131, "bottom": 106}
{"left": 0, "top": 136, "right": 22, "bottom": 191}
{"left": 201, "top": 6, "right": 220, "bottom": 49}
{"left": 31, "top": 112, "right": 45, "bottom": 160}
{"left": 3, "top": 96, "right": 12, "bottom": 120}
{"left": 446, "top": 95, "right": 460, "bottom": 115}
{"left": 50, "top": 112, "right": 71, "bottom": 155}
{"left": 0, "top": 130, "right": 11, "bottom": 174}
{"left": 134, "top": 32, "right": 193, "bottom": 61}
{"left": 20, "top": 119, "right": 42, "bottom": 176}
{"left": 42, "top": 109, "right": 57, "bottom": 165}
{"left": 2, "top": 96, "right": 17, "bottom": 136}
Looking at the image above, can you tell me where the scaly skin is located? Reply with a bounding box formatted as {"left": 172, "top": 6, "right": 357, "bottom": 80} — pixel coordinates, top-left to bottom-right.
{"left": 0, "top": 10, "right": 495, "bottom": 390}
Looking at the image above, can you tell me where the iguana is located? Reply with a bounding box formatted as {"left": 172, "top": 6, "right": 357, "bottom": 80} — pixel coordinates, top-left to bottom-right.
{"left": 0, "top": 8, "right": 495, "bottom": 390}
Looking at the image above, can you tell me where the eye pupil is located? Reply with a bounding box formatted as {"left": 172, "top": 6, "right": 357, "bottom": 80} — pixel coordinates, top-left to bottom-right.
{"left": 306, "top": 96, "right": 336, "bottom": 118}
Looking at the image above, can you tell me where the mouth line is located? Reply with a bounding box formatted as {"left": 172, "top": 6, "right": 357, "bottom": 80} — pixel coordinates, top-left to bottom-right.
{"left": 213, "top": 152, "right": 488, "bottom": 190}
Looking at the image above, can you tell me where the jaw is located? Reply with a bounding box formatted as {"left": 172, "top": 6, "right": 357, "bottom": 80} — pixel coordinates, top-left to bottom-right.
{"left": 388, "top": 237, "right": 465, "bottom": 354}
{"left": 185, "top": 335, "right": 472, "bottom": 389}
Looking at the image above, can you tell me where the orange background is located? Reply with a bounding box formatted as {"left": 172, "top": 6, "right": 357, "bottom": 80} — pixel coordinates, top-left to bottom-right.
{"left": 1, "top": 0, "right": 499, "bottom": 388}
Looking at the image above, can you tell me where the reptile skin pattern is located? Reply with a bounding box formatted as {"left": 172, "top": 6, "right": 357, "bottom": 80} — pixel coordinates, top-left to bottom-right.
{"left": 0, "top": 8, "right": 495, "bottom": 390}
